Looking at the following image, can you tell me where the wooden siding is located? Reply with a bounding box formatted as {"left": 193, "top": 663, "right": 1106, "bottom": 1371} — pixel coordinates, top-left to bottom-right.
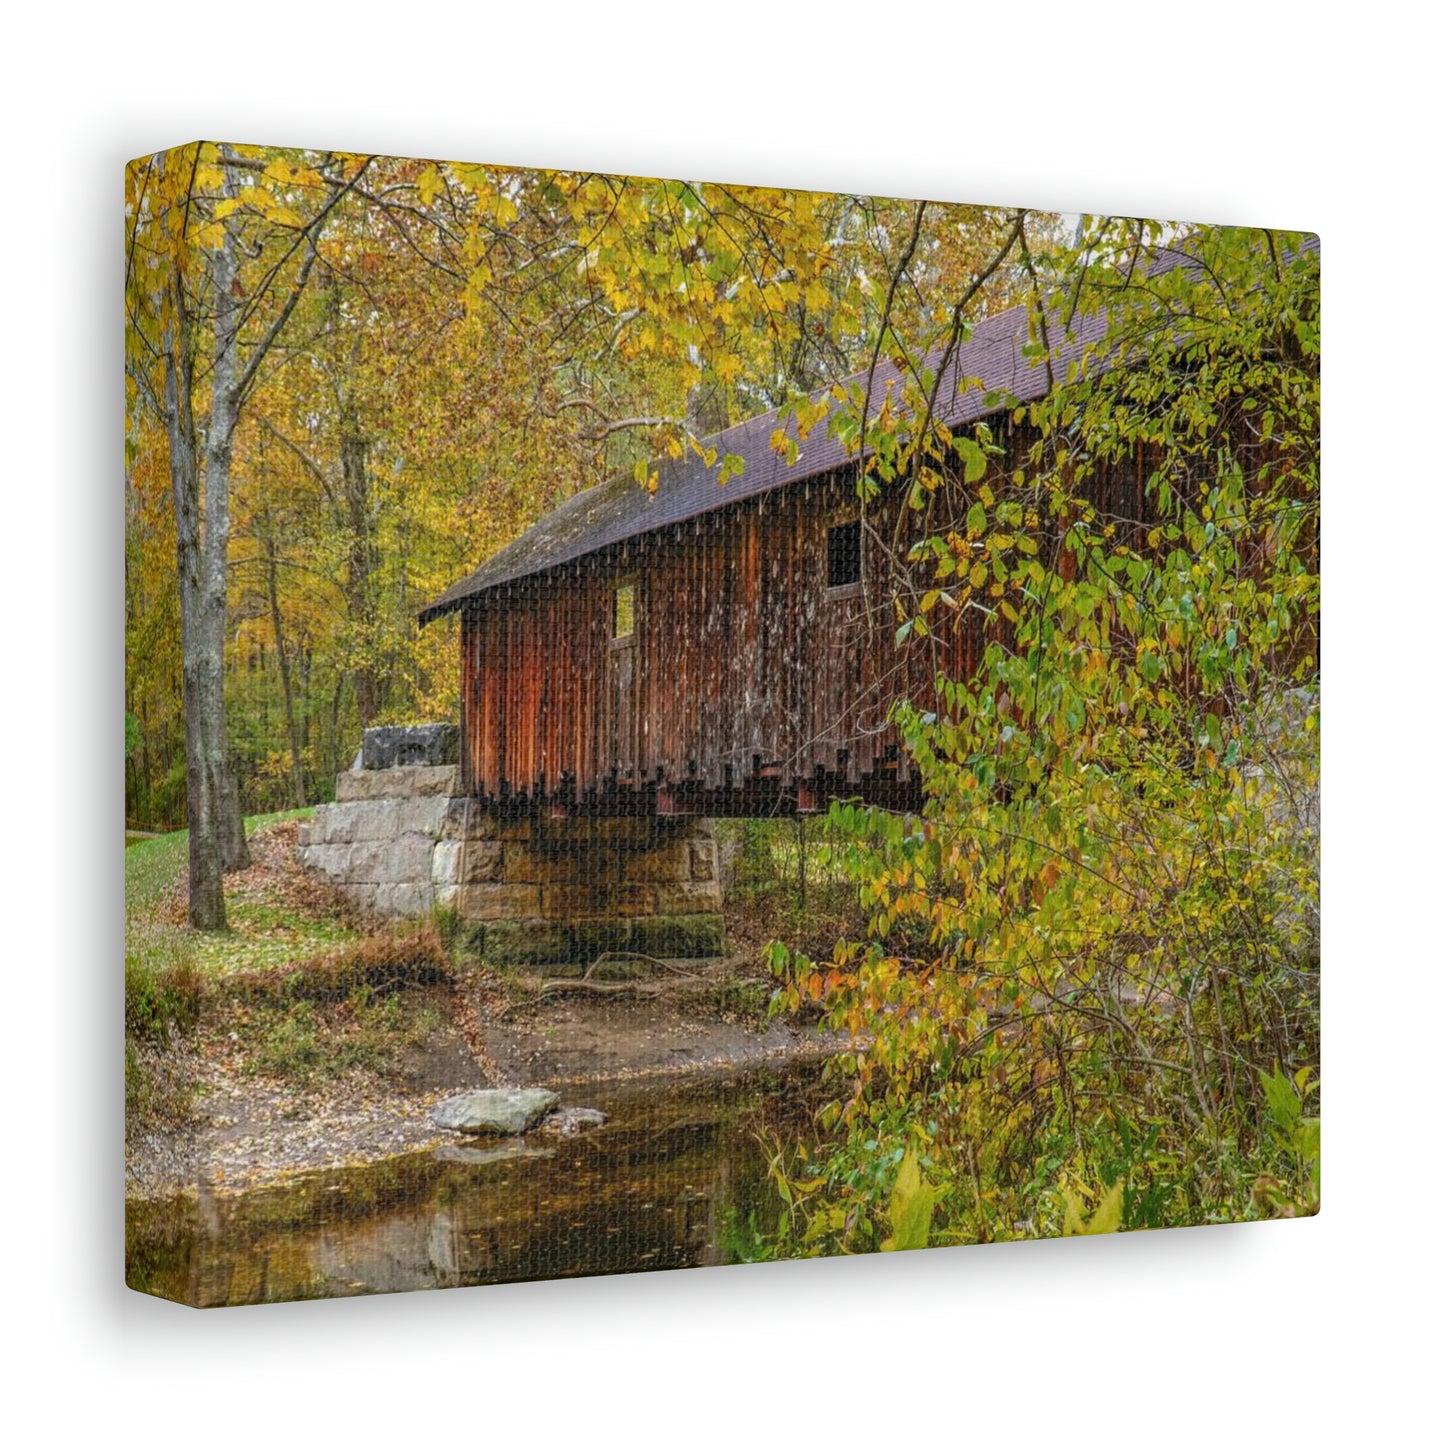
{"left": 459, "top": 432, "right": 1156, "bottom": 815}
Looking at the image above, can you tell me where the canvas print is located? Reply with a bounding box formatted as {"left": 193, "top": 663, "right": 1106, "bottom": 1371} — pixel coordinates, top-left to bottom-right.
{"left": 124, "top": 144, "right": 1320, "bottom": 1306}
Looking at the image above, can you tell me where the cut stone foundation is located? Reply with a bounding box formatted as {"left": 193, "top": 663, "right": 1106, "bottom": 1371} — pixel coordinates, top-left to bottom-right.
{"left": 431, "top": 802, "right": 722, "bottom": 968}
{"left": 297, "top": 764, "right": 457, "bottom": 917}
{"left": 297, "top": 741, "right": 722, "bottom": 970}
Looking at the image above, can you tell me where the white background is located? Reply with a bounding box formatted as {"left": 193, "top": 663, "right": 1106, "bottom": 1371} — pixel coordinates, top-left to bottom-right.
{"left": 0, "top": 2, "right": 1436, "bottom": 1439}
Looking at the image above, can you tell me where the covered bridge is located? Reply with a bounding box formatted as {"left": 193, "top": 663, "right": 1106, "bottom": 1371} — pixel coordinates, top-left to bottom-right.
{"left": 420, "top": 297, "right": 1143, "bottom": 820}
{"left": 305, "top": 236, "right": 1311, "bottom": 964}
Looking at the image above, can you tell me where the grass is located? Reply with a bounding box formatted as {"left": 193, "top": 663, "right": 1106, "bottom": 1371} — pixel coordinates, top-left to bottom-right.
{"left": 124, "top": 806, "right": 371, "bottom": 980}
{"left": 123, "top": 807, "right": 314, "bottom": 920}
{"left": 125, "top": 941, "right": 202, "bottom": 1043}
{"left": 238, "top": 988, "right": 444, "bottom": 1084}
{"left": 124, "top": 827, "right": 191, "bottom": 917}
{"left": 192, "top": 911, "right": 358, "bottom": 978}
{"left": 220, "top": 927, "right": 452, "bottom": 1004}
{"left": 126, "top": 807, "right": 460, "bottom": 1101}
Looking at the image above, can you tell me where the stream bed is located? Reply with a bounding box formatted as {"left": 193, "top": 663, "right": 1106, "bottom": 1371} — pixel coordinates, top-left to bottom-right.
{"left": 126, "top": 1063, "right": 828, "bottom": 1307}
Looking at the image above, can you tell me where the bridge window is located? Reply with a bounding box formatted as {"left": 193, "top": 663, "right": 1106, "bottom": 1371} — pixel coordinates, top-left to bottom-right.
{"left": 613, "top": 582, "right": 635, "bottom": 640}
{"left": 827, "top": 520, "right": 862, "bottom": 589}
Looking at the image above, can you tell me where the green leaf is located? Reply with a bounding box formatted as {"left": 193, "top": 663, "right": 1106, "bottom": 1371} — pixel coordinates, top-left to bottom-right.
{"left": 1261, "top": 1063, "right": 1301, "bottom": 1135}
{"left": 1062, "top": 1178, "right": 1124, "bottom": 1236}
{"left": 880, "top": 1148, "right": 935, "bottom": 1251}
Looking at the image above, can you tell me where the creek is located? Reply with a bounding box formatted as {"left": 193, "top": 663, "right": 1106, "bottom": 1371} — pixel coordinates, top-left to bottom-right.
{"left": 126, "top": 1063, "right": 827, "bottom": 1307}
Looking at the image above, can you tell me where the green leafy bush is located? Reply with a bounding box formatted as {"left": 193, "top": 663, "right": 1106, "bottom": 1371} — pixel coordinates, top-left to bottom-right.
{"left": 767, "top": 223, "right": 1319, "bottom": 1250}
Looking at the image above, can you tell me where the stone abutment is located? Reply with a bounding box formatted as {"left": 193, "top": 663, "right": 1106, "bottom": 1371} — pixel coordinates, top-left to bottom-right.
{"left": 297, "top": 733, "right": 722, "bottom": 969}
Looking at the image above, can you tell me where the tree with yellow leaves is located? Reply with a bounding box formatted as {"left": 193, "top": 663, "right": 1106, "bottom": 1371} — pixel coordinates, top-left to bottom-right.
{"left": 126, "top": 143, "right": 373, "bottom": 926}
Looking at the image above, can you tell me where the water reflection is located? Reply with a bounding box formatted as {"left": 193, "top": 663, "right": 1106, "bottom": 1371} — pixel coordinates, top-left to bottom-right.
{"left": 126, "top": 1066, "right": 823, "bottom": 1307}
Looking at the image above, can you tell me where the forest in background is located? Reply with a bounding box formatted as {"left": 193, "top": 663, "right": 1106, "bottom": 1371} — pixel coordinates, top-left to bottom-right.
{"left": 125, "top": 146, "right": 1057, "bottom": 829}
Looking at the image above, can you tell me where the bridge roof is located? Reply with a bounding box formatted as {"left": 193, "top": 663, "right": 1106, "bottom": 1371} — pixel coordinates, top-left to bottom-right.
{"left": 421, "top": 232, "right": 1283, "bottom": 623}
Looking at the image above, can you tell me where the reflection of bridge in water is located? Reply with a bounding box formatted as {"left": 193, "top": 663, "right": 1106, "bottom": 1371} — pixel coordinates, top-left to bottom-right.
{"left": 126, "top": 1068, "right": 822, "bottom": 1308}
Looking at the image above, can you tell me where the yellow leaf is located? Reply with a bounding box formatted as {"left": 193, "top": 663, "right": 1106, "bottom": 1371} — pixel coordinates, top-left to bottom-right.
{"left": 1062, "top": 1179, "right": 1125, "bottom": 1236}
{"left": 880, "top": 1148, "right": 935, "bottom": 1251}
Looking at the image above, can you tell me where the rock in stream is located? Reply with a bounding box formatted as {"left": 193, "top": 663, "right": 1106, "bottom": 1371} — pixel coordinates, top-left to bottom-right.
{"left": 430, "top": 1088, "right": 561, "bottom": 1136}
{"left": 536, "top": 1106, "right": 608, "bottom": 1137}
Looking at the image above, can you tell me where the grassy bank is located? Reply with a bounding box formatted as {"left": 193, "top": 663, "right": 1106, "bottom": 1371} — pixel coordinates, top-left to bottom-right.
{"left": 124, "top": 810, "right": 460, "bottom": 1134}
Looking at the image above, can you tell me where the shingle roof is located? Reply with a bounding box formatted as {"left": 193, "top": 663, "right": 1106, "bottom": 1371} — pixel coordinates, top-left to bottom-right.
{"left": 421, "top": 299, "right": 1098, "bottom": 623}
{"left": 421, "top": 233, "right": 1317, "bottom": 622}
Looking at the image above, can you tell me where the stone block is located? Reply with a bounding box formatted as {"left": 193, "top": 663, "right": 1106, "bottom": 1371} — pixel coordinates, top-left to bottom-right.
{"left": 400, "top": 764, "right": 460, "bottom": 797}
{"left": 320, "top": 801, "right": 351, "bottom": 839}
{"left": 349, "top": 799, "right": 398, "bottom": 843}
{"left": 495, "top": 815, "right": 542, "bottom": 841}
{"left": 398, "top": 794, "right": 450, "bottom": 837}
{"left": 572, "top": 918, "right": 633, "bottom": 960}
{"left": 592, "top": 814, "right": 667, "bottom": 846}
{"left": 323, "top": 846, "right": 354, "bottom": 881}
{"left": 352, "top": 766, "right": 409, "bottom": 801}
{"left": 302, "top": 844, "right": 349, "bottom": 881}
{"left": 540, "top": 883, "right": 616, "bottom": 919}
{"left": 333, "top": 768, "right": 366, "bottom": 803}
{"left": 620, "top": 840, "right": 692, "bottom": 883}
{"left": 455, "top": 883, "right": 543, "bottom": 921}
{"left": 307, "top": 804, "right": 347, "bottom": 845}
{"left": 386, "top": 835, "right": 438, "bottom": 881}
{"left": 361, "top": 723, "right": 459, "bottom": 771}
{"left": 295, "top": 822, "right": 313, "bottom": 848}
{"left": 570, "top": 846, "right": 622, "bottom": 885}
{"left": 441, "top": 798, "right": 497, "bottom": 841}
{"left": 630, "top": 913, "right": 725, "bottom": 959}
{"left": 375, "top": 882, "right": 432, "bottom": 917}
{"left": 432, "top": 839, "right": 503, "bottom": 886}
{"left": 462, "top": 842, "right": 506, "bottom": 883}
{"left": 341, "top": 881, "right": 381, "bottom": 912}
{"left": 336, "top": 763, "right": 457, "bottom": 802}
{"left": 654, "top": 879, "right": 724, "bottom": 914}
{"left": 335, "top": 768, "right": 398, "bottom": 803}
{"left": 503, "top": 843, "right": 578, "bottom": 885}
{"left": 536, "top": 814, "right": 597, "bottom": 844}
{"left": 431, "top": 839, "right": 460, "bottom": 887}
{"left": 613, "top": 883, "right": 659, "bottom": 916}
{"left": 345, "top": 841, "right": 387, "bottom": 883}
{"left": 689, "top": 840, "right": 718, "bottom": 882}
{"left": 469, "top": 920, "right": 574, "bottom": 970}
{"left": 345, "top": 836, "right": 431, "bottom": 884}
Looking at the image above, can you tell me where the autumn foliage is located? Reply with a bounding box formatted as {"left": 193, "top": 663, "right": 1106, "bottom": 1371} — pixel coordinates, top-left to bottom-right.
{"left": 125, "top": 145, "right": 1041, "bottom": 835}
{"left": 126, "top": 145, "right": 1318, "bottom": 1242}
{"left": 765, "top": 224, "right": 1320, "bottom": 1245}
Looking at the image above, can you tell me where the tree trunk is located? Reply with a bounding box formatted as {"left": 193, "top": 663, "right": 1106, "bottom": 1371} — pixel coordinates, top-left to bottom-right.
{"left": 204, "top": 161, "right": 249, "bottom": 873}
{"left": 340, "top": 400, "right": 383, "bottom": 728}
{"left": 264, "top": 516, "right": 307, "bottom": 808}
{"left": 162, "top": 301, "right": 226, "bottom": 928}
{"left": 140, "top": 143, "right": 355, "bottom": 922}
